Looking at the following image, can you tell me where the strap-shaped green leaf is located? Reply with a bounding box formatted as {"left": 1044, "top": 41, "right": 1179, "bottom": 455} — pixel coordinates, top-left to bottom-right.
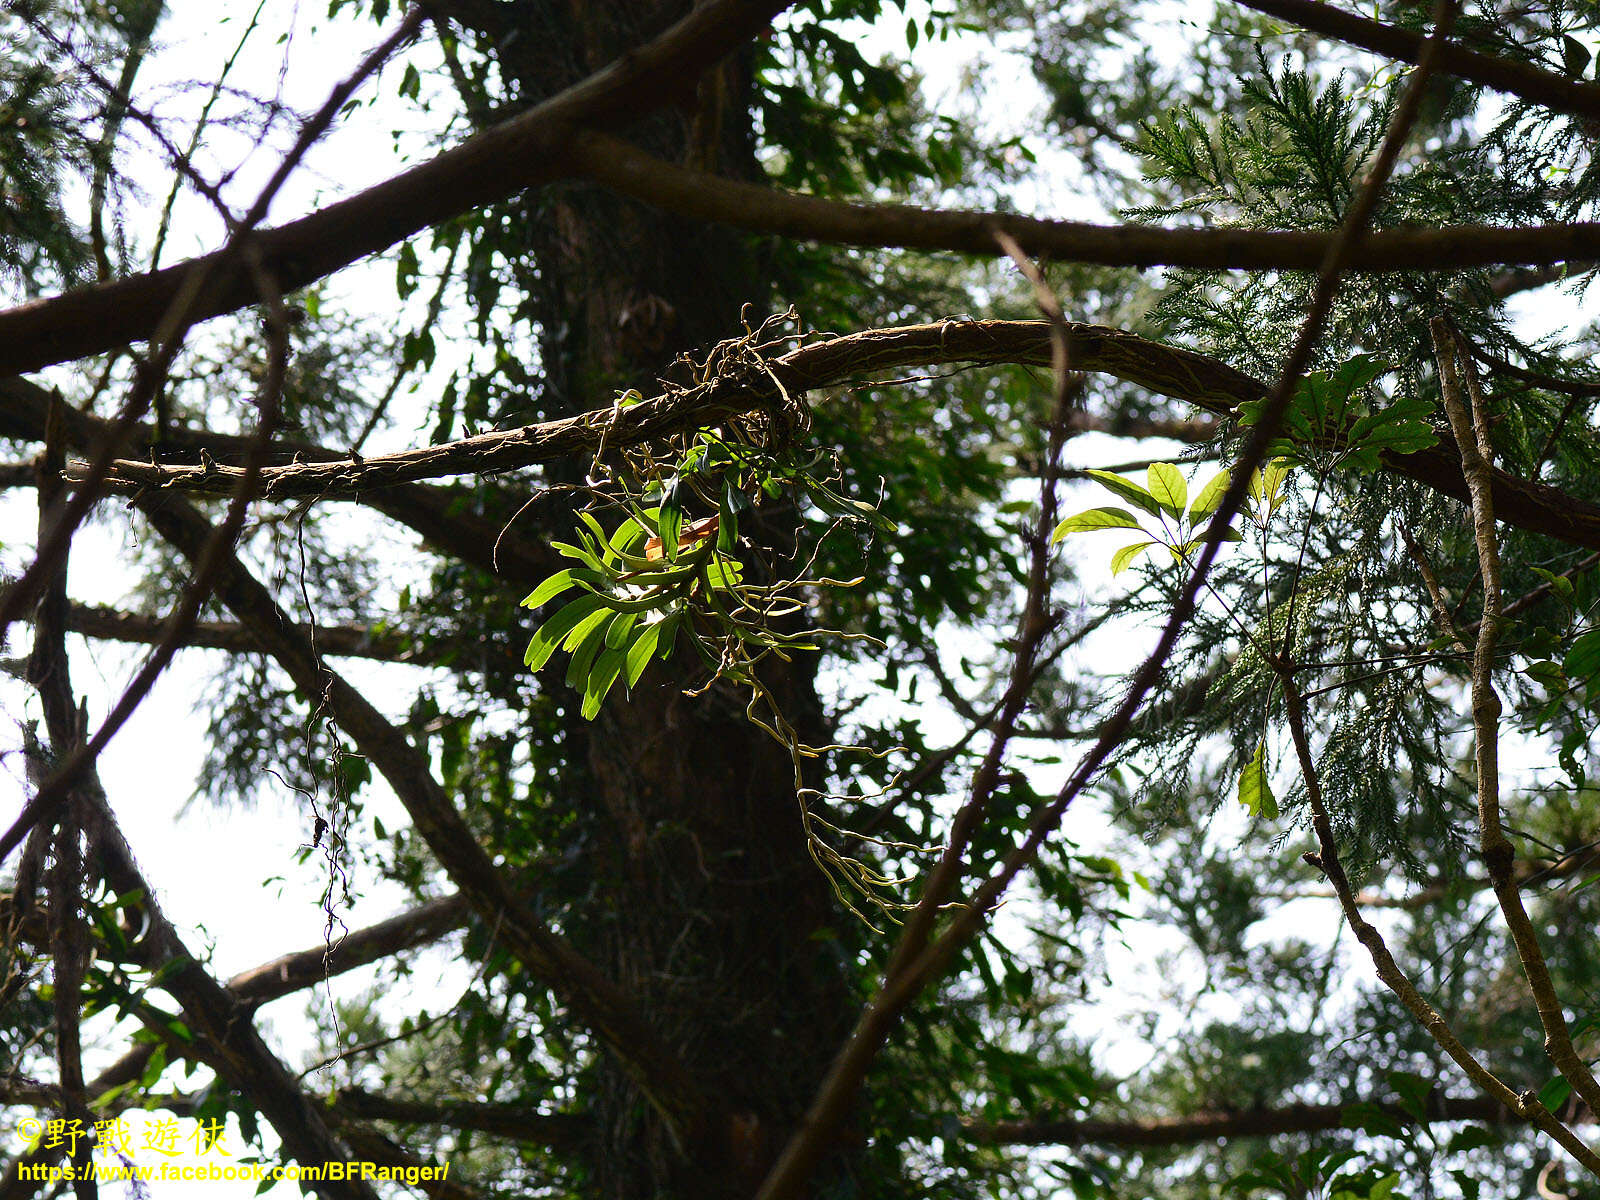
{"left": 582, "top": 647, "right": 628, "bottom": 719}
{"left": 521, "top": 567, "right": 605, "bottom": 611}
{"left": 605, "top": 611, "right": 639, "bottom": 650}
{"left": 659, "top": 476, "right": 685, "bottom": 560}
{"left": 1147, "top": 462, "right": 1187, "bottom": 517}
{"left": 523, "top": 593, "right": 607, "bottom": 672}
{"left": 565, "top": 610, "right": 616, "bottom": 690}
{"left": 625, "top": 621, "right": 665, "bottom": 688}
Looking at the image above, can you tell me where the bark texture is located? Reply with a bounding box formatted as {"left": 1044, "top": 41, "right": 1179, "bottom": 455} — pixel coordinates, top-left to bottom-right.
{"left": 469, "top": 4, "right": 857, "bottom": 1193}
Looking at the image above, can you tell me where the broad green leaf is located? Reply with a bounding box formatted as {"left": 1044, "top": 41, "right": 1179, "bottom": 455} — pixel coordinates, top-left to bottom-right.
{"left": 1564, "top": 629, "right": 1600, "bottom": 695}
{"left": 1531, "top": 566, "right": 1576, "bottom": 607}
{"left": 1085, "top": 468, "right": 1161, "bottom": 517}
{"left": 1188, "top": 468, "right": 1230, "bottom": 519}
{"left": 1249, "top": 458, "right": 1293, "bottom": 516}
{"left": 1147, "top": 462, "right": 1186, "bottom": 517}
{"left": 1237, "top": 741, "right": 1277, "bottom": 819}
{"left": 525, "top": 594, "right": 607, "bottom": 672}
{"left": 1388, "top": 1069, "right": 1432, "bottom": 1119}
{"left": 582, "top": 647, "right": 628, "bottom": 719}
{"left": 1051, "top": 507, "right": 1143, "bottom": 543}
{"left": 1110, "top": 540, "right": 1156, "bottom": 575}
{"left": 1564, "top": 33, "right": 1592, "bottom": 77}
{"left": 1538, "top": 1074, "right": 1573, "bottom": 1112}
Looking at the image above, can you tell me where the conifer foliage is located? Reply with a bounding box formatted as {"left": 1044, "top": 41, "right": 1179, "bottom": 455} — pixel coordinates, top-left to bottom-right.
{"left": 4, "top": 1, "right": 1600, "bottom": 1197}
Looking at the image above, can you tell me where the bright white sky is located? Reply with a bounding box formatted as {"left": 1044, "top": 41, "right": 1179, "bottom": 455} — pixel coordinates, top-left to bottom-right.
{"left": 5, "top": 2, "right": 1595, "bottom": 1197}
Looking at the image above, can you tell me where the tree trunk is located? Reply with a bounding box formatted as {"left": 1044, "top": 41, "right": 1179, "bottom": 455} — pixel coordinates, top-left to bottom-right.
{"left": 465, "top": 5, "right": 859, "bottom": 1193}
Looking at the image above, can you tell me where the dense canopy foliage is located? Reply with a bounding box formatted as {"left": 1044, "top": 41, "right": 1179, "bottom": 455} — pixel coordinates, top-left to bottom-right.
{"left": 4, "top": 1, "right": 1600, "bottom": 1198}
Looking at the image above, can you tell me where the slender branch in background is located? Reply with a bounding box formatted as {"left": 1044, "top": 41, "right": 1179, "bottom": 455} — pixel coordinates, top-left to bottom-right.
{"left": 755, "top": 7, "right": 1460, "bottom": 1193}
{"left": 1487, "top": 262, "right": 1594, "bottom": 300}
{"left": 352, "top": 237, "right": 461, "bottom": 454}
{"left": 563, "top": 129, "right": 1600, "bottom": 273}
{"left": 127, "top": 491, "right": 715, "bottom": 1156}
{"left": 878, "top": 233, "right": 1078, "bottom": 986}
{"left": 1278, "top": 666, "right": 1600, "bottom": 1173}
{"left": 965, "top": 1093, "right": 1533, "bottom": 1146}
{"left": 0, "top": 248, "right": 290, "bottom": 864}
{"left": 1231, "top": 0, "right": 1600, "bottom": 119}
{"left": 7, "top": 601, "right": 465, "bottom": 668}
{"left": 1396, "top": 516, "right": 1472, "bottom": 654}
{"left": 0, "top": 7, "right": 426, "bottom": 649}
{"left": 1272, "top": 841, "right": 1600, "bottom": 910}
{"left": 86, "top": 0, "right": 164, "bottom": 280}
{"left": 0, "top": 0, "right": 796, "bottom": 377}
{"left": 1433, "top": 318, "right": 1600, "bottom": 1119}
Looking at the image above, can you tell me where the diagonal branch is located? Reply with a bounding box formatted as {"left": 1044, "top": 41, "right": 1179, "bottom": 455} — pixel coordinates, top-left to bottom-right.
{"left": 0, "top": 0, "right": 795, "bottom": 378}
{"left": 129, "top": 490, "right": 715, "bottom": 1155}
{"left": 758, "top": 6, "right": 1460, "bottom": 1191}
{"left": 1432, "top": 319, "right": 1600, "bottom": 1122}
{"left": 18, "top": 493, "right": 378, "bottom": 1200}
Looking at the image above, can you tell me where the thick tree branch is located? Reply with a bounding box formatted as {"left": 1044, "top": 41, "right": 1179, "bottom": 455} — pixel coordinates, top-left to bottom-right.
{"left": 965, "top": 1093, "right": 1522, "bottom": 1147}
{"left": 0, "top": 375, "right": 559, "bottom": 584}
{"left": 69, "top": 321, "right": 1600, "bottom": 555}
{"left": 228, "top": 892, "right": 470, "bottom": 1004}
{"left": 1233, "top": 0, "right": 1600, "bottom": 121}
{"left": 0, "top": 0, "right": 794, "bottom": 377}
{"left": 563, "top": 130, "right": 1600, "bottom": 273}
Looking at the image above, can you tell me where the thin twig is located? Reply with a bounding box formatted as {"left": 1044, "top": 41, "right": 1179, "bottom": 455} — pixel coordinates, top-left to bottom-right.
{"left": 1433, "top": 316, "right": 1600, "bottom": 1122}
{"left": 756, "top": 5, "right": 1467, "bottom": 1193}
{"left": 1278, "top": 667, "right": 1600, "bottom": 1175}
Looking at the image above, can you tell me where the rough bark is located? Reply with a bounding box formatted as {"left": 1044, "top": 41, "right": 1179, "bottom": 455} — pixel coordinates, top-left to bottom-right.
{"left": 474, "top": 3, "right": 857, "bottom": 1193}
